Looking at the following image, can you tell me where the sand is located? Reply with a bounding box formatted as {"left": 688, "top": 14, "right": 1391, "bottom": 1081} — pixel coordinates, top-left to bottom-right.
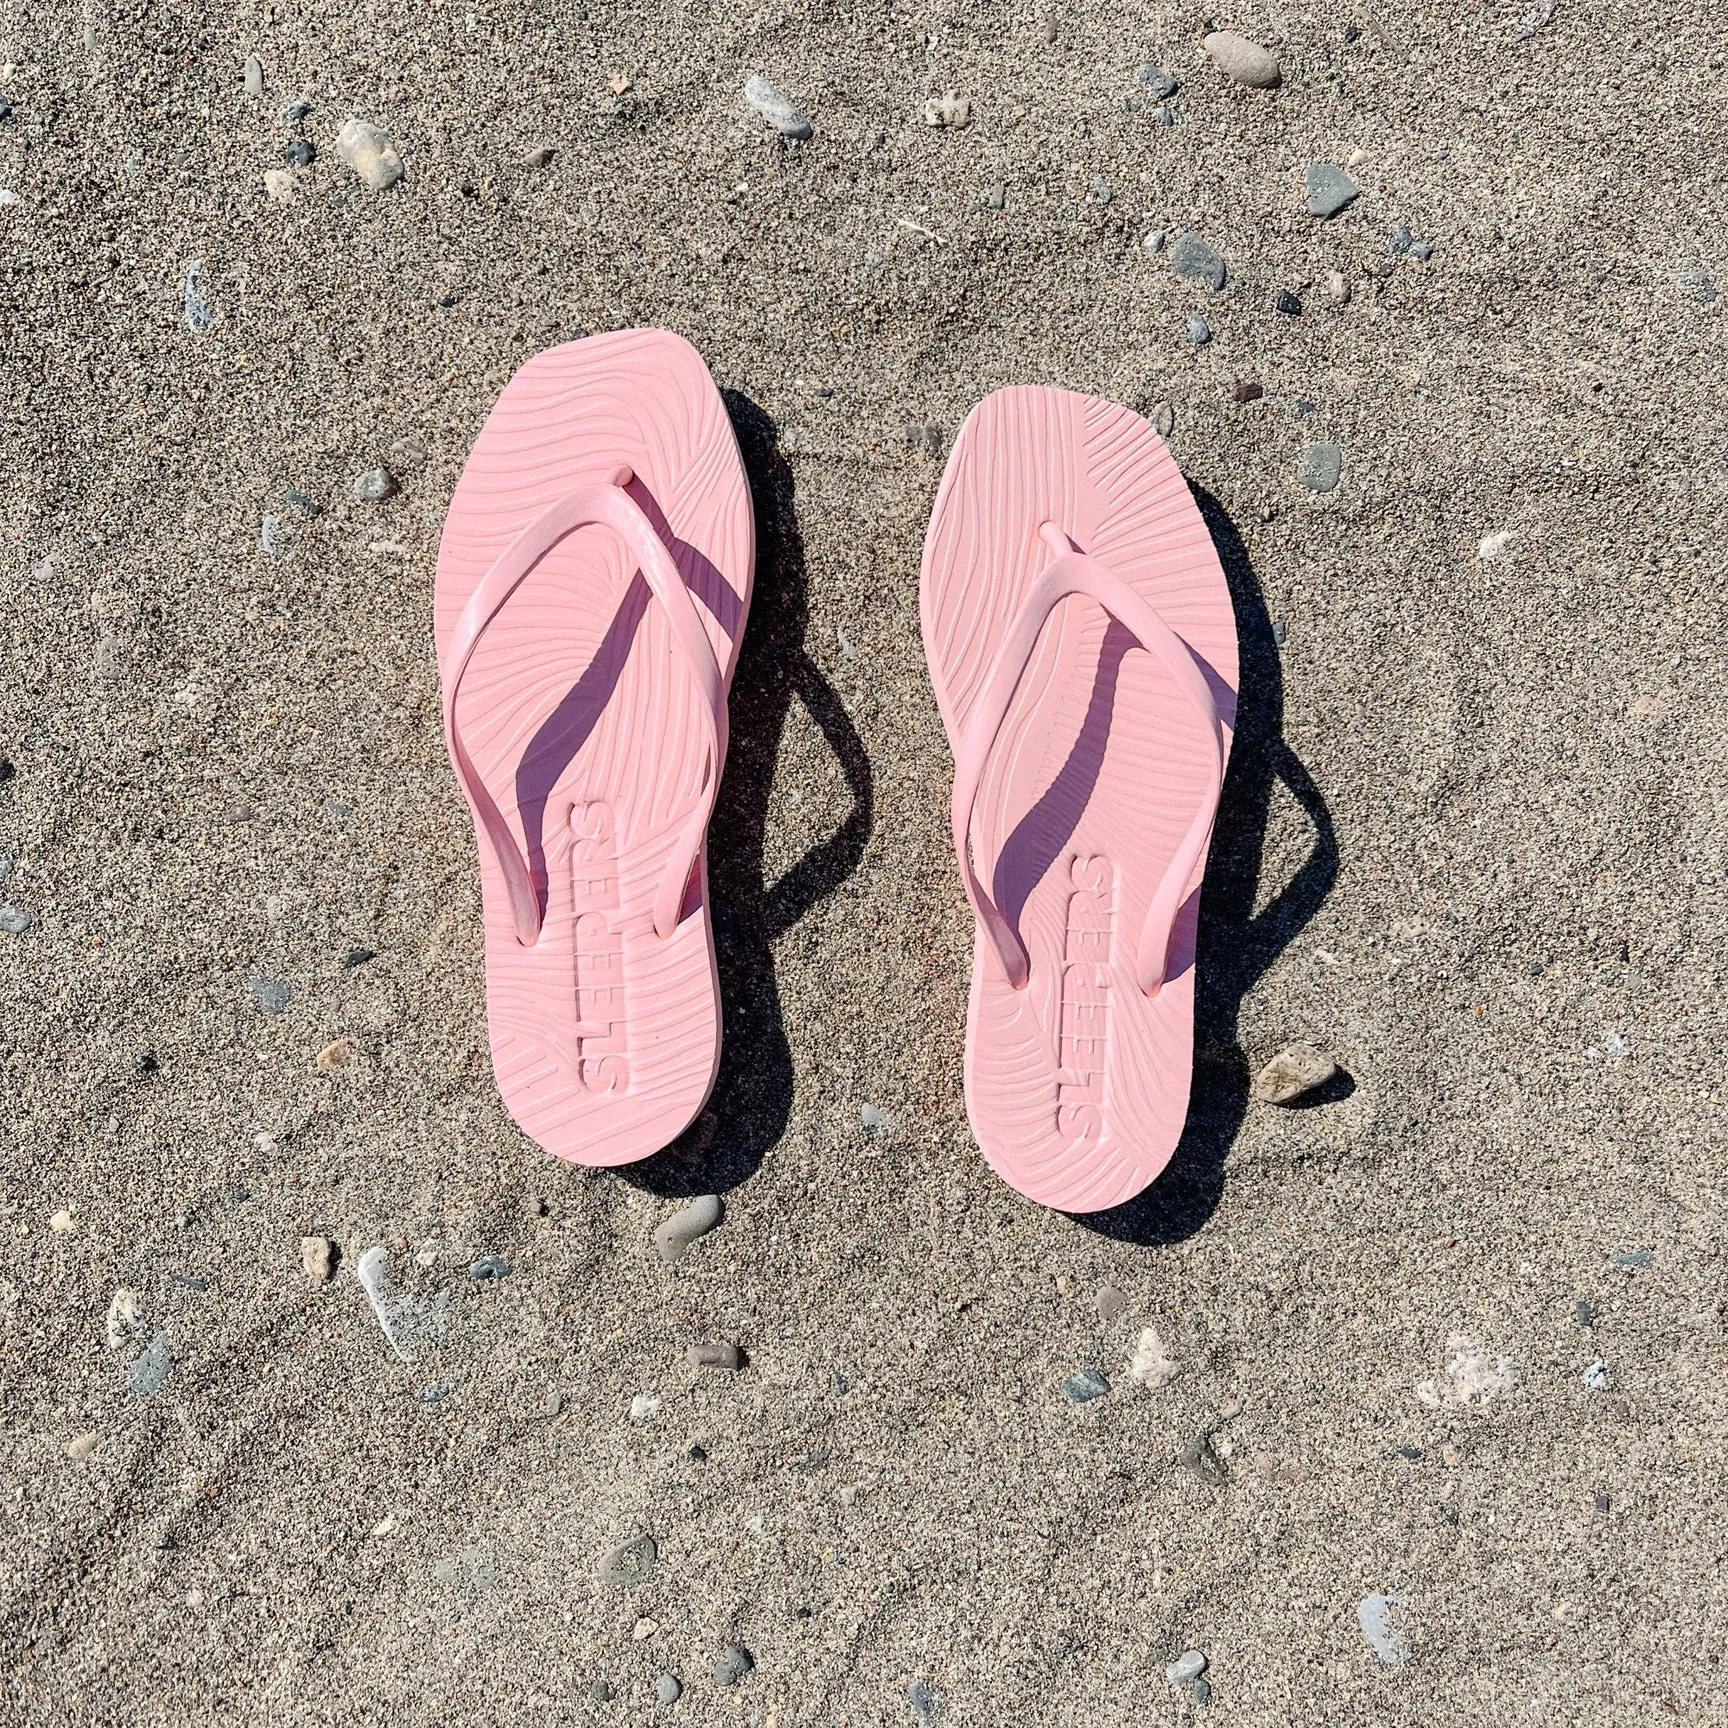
{"left": 3, "top": 1, "right": 1725, "bottom": 1722}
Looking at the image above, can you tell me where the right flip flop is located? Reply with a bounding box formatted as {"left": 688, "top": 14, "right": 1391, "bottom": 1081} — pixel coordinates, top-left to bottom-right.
{"left": 920, "top": 386, "right": 1240, "bottom": 1212}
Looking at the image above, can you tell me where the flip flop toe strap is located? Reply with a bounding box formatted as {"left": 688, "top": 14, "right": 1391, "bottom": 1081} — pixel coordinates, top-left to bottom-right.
{"left": 950, "top": 525, "right": 1226, "bottom": 999}
{"left": 441, "top": 467, "right": 727, "bottom": 948}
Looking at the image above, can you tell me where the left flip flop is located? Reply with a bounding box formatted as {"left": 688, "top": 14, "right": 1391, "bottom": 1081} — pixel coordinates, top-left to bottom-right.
{"left": 435, "top": 330, "right": 754, "bottom": 1166}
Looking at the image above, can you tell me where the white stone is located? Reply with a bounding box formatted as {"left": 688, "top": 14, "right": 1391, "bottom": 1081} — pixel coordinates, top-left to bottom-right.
{"left": 335, "top": 117, "right": 403, "bottom": 190}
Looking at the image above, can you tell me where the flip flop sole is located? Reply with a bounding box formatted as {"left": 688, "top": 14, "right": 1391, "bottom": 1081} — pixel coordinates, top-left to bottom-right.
{"left": 435, "top": 330, "right": 753, "bottom": 1165}
{"left": 921, "top": 386, "right": 1239, "bottom": 1211}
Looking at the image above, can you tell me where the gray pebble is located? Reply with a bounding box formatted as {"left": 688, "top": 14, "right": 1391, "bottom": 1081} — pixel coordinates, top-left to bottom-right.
{"left": 1139, "top": 65, "right": 1178, "bottom": 98}
{"left": 418, "top": 1383, "right": 449, "bottom": 1403}
{"left": 341, "top": 946, "right": 375, "bottom": 968}
{"left": 1584, "top": 1361, "right": 1611, "bottom": 1391}
{"left": 1389, "top": 224, "right": 1413, "bottom": 255}
{"left": 284, "top": 139, "right": 315, "bottom": 167}
{"left": 1186, "top": 314, "right": 1211, "bottom": 345}
{"left": 522, "top": 145, "right": 556, "bottom": 168}
{"left": 1575, "top": 1299, "right": 1594, "bottom": 1327}
{"left": 1272, "top": 620, "right": 1288, "bottom": 647}
{"left": 128, "top": 1331, "right": 173, "bottom": 1396}
{"left": 744, "top": 74, "right": 812, "bottom": 140}
{"left": 1062, "top": 1368, "right": 1110, "bottom": 1403}
{"left": 1168, "top": 229, "right": 1226, "bottom": 292}
{"left": 183, "top": 260, "right": 215, "bottom": 334}
{"left": 543, "top": 1392, "right": 564, "bottom": 1417}
{"left": 247, "top": 974, "right": 293, "bottom": 1015}
{"left": 652, "top": 1193, "right": 722, "bottom": 1264}
{"left": 1613, "top": 1249, "right": 1654, "bottom": 1269}
{"left": 1357, "top": 1593, "right": 1409, "bottom": 1666}
{"left": 654, "top": 1673, "right": 683, "bottom": 1705}
{"left": 469, "top": 1255, "right": 510, "bottom": 1280}
{"left": 1306, "top": 164, "right": 1360, "bottom": 219}
{"left": 711, "top": 1643, "right": 753, "bottom": 1687}
{"left": 1275, "top": 289, "right": 1302, "bottom": 315}
{"left": 1297, "top": 443, "right": 1343, "bottom": 493}
{"left": 1252, "top": 1042, "right": 1337, "bottom": 1103}
{"left": 1144, "top": 228, "right": 1165, "bottom": 251}
{"left": 283, "top": 487, "right": 320, "bottom": 517}
{"left": 1409, "top": 239, "right": 1435, "bottom": 262}
{"left": 589, "top": 1679, "right": 615, "bottom": 1703}
{"left": 975, "top": 184, "right": 1006, "bottom": 211}
{"left": 353, "top": 467, "right": 397, "bottom": 503}
{"left": 1094, "top": 1284, "right": 1127, "bottom": 1321}
{"left": 1204, "top": 30, "right": 1281, "bottom": 88}
{"left": 1166, "top": 1650, "right": 1207, "bottom": 1684}
{"left": 281, "top": 99, "right": 313, "bottom": 122}
{"left": 908, "top": 1681, "right": 937, "bottom": 1721}
{"left": 244, "top": 55, "right": 264, "bottom": 98}
{"left": 597, "top": 1533, "right": 658, "bottom": 1588}
{"left": 1194, "top": 1677, "right": 1213, "bottom": 1706}
{"left": 1151, "top": 402, "right": 1174, "bottom": 436}
{"left": 0, "top": 904, "right": 34, "bottom": 934}
{"left": 687, "top": 1341, "right": 742, "bottom": 1371}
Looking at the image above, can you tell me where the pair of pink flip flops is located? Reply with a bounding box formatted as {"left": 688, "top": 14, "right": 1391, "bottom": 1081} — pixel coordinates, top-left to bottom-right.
{"left": 435, "top": 331, "right": 1238, "bottom": 1214}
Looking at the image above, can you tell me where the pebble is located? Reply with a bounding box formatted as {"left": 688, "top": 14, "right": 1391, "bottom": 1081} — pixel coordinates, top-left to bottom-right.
{"left": 0, "top": 904, "right": 33, "bottom": 934}
{"left": 66, "top": 1432, "right": 100, "bottom": 1463}
{"left": 654, "top": 1674, "right": 682, "bottom": 1705}
{"left": 341, "top": 946, "right": 375, "bottom": 967}
{"left": 632, "top": 1617, "right": 659, "bottom": 1640}
{"left": 975, "top": 184, "right": 1006, "bottom": 211}
{"left": 598, "top": 1533, "right": 658, "bottom": 1588}
{"left": 1094, "top": 1283, "right": 1127, "bottom": 1321}
{"left": 923, "top": 92, "right": 971, "bottom": 128}
{"left": 1204, "top": 31, "right": 1281, "bottom": 88}
{"left": 244, "top": 55, "right": 264, "bottom": 97}
{"left": 522, "top": 145, "right": 556, "bottom": 168}
{"left": 1181, "top": 1429, "right": 1228, "bottom": 1486}
{"left": 1252, "top": 1042, "right": 1337, "bottom": 1103}
{"left": 589, "top": 1680, "right": 615, "bottom": 1703}
{"left": 1128, "top": 1324, "right": 1179, "bottom": 1387}
{"left": 1144, "top": 228, "right": 1165, "bottom": 252}
{"left": 1325, "top": 269, "right": 1351, "bottom": 303}
{"left": 128, "top": 1332, "right": 173, "bottom": 1396}
{"left": 1168, "top": 230, "right": 1226, "bottom": 292}
{"left": 1306, "top": 164, "right": 1360, "bottom": 219}
{"left": 314, "top": 1036, "right": 358, "bottom": 1072}
{"left": 1357, "top": 1593, "right": 1409, "bottom": 1665}
{"left": 860, "top": 1101, "right": 893, "bottom": 1133}
{"left": 743, "top": 74, "right": 812, "bottom": 140}
{"left": 1186, "top": 314, "right": 1211, "bottom": 345}
{"left": 51, "top": 1209, "right": 75, "bottom": 1235}
{"left": 652, "top": 1194, "right": 722, "bottom": 1264}
{"left": 247, "top": 974, "right": 293, "bottom": 1015}
{"left": 334, "top": 117, "right": 403, "bottom": 190}
{"left": 1275, "top": 289, "right": 1302, "bottom": 315}
{"left": 630, "top": 1392, "right": 663, "bottom": 1422}
{"left": 259, "top": 513, "right": 292, "bottom": 556}
{"left": 353, "top": 467, "right": 397, "bottom": 503}
{"left": 469, "top": 1255, "right": 510, "bottom": 1280}
{"left": 183, "top": 260, "right": 215, "bottom": 334}
{"left": 1166, "top": 1651, "right": 1207, "bottom": 1685}
{"left": 1139, "top": 66, "right": 1178, "bottom": 98}
{"left": 1575, "top": 1299, "right": 1594, "bottom": 1327}
{"left": 300, "top": 1236, "right": 334, "bottom": 1284}
{"left": 1062, "top": 1368, "right": 1110, "bottom": 1403}
{"left": 284, "top": 139, "right": 315, "bottom": 167}
{"left": 687, "top": 1341, "right": 742, "bottom": 1371}
{"left": 1612, "top": 1249, "right": 1654, "bottom": 1269}
{"left": 281, "top": 99, "right": 313, "bottom": 122}
{"left": 1194, "top": 1677, "right": 1213, "bottom": 1706}
{"left": 418, "top": 1383, "right": 449, "bottom": 1403}
{"left": 262, "top": 168, "right": 296, "bottom": 205}
{"left": 712, "top": 1643, "right": 754, "bottom": 1687}
{"left": 1297, "top": 443, "right": 1343, "bottom": 493}
{"left": 106, "top": 1288, "right": 144, "bottom": 1350}
{"left": 1583, "top": 1361, "right": 1611, "bottom": 1391}
{"left": 543, "top": 1392, "right": 563, "bottom": 1417}
{"left": 1151, "top": 403, "right": 1174, "bottom": 437}
{"left": 908, "top": 1681, "right": 938, "bottom": 1721}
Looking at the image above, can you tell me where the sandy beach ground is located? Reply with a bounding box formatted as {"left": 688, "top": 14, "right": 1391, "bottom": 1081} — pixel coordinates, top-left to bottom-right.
{"left": 3, "top": 0, "right": 1726, "bottom": 1721}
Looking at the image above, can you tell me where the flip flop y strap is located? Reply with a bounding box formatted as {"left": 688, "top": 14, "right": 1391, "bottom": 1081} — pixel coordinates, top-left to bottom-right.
{"left": 440, "top": 466, "right": 727, "bottom": 948}
{"left": 950, "top": 523, "right": 1226, "bottom": 1000}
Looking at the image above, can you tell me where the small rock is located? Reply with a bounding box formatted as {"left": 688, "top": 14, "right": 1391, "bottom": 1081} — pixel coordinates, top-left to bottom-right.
{"left": 341, "top": 946, "right": 375, "bottom": 968}
{"left": 1297, "top": 443, "right": 1343, "bottom": 494}
{"left": 743, "top": 74, "right": 812, "bottom": 140}
{"left": 244, "top": 55, "right": 264, "bottom": 98}
{"left": 0, "top": 904, "right": 34, "bottom": 934}
{"left": 1094, "top": 1284, "right": 1127, "bottom": 1321}
{"left": 315, "top": 1036, "right": 358, "bottom": 1072}
{"left": 923, "top": 92, "right": 971, "bottom": 128}
{"left": 1181, "top": 1428, "right": 1228, "bottom": 1486}
{"left": 1594, "top": 1493, "right": 1610, "bottom": 1513}
{"left": 652, "top": 1194, "right": 722, "bottom": 1264}
{"left": 522, "top": 145, "right": 556, "bottom": 168}
{"left": 335, "top": 117, "right": 403, "bottom": 189}
{"left": 1151, "top": 402, "right": 1174, "bottom": 437}
{"left": 598, "top": 1534, "right": 657, "bottom": 1588}
{"left": 1186, "top": 314, "right": 1211, "bottom": 345}
{"left": 128, "top": 1332, "right": 173, "bottom": 1396}
{"left": 589, "top": 1680, "right": 615, "bottom": 1703}
{"left": 1166, "top": 1651, "right": 1207, "bottom": 1684}
{"left": 1204, "top": 31, "right": 1282, "bottom": 88}
{"left": 630, "top": 1392, "right": 663, "bottom": 1422}
{"left": 1357, "top": 1593, "right": 1408, "bottom": 1666}
{"left": 1252, "top": 1042, "right": 1337, "bottom": 1103}
{"left": 712, "top": 1643, "right": 753, "bottom": 1687}
{"left": 300, "top": 1236, "right": 334, "bottom": 1284}
{"left": 1169, "top": 229, "right": 1226, "bottom": 292}
{"left": 1583, "top": 1361, "right": 1611, "bottom": 1392}
{"left": 654, "top": 1674, "right": 683, "bottom": 1705}
{"left": 1233, "top": 381, "right": 1265, "bottom": 403}
{"left": 860, "top": 1101, "right": 894, "bottom": 1133}
{"left": 183, "top": 260, "right": 215, "bottom": 334}
{"left": 51, "top": 1209, "right": 75, "bottom": 1235}
{"left": 1409, "top": 239, "right": 1435, "bottom": 262}
{"left": 353, "top": 467, "right": 396, "bottom": 503}
{"left": 687, "top": 1341, "right": 742, "bottom": 1371}
{"left": 247, "top": 974, "right": 292, "bottom": 1016}
{"left": 1325, "top": 269, "right": 1351, "bottom": 303}
{"left": 105, "top": 1288, "right": 145, "bottom": 1351}
{"left": 908, "top": 1681, "right": 938, "bottom": 1721}
{"left": 1612, "top": 1249, "right": 1654, "bottom": 1269}
{"left": 65, "top": 1432, "right": 100, "bottom": 1463}
{"left": 1194, "top": 1677, "right": 1213, "bottom": 1706}
{"left": 543, "top": 1392, "right": 563, "bottom": 1417}
{"left": 632, "top": 1617, "right": 659, "bottom": 1640}
{"left": 1139, "top": 65, "right": 1179, "bottom": 98}
{"left": 284, "top": 139, "right": 315, "bottom": 167}
{"left": 1575, "top": 1299, "right": 1594, "bottom": 1327}
{"left": 1306, "top": 164, "right": 1359, "bottom": 219}
{"left": 1275, "top": 288, "right": 1302, "bottom": 315}
{"left": 281, "top": 99, "right": 313, "bottom": 122}
{"left": 418, "top": 1383, "right": 449, "bottom": 1403}
{"left": 1128, "top": 1324, "right": 1179, "bottom": 1388}
{"left": 1514, "top": 0, "right": 1557, "bottom": 41}
{"left": 1062, "top": 1368, "right": 1110, "bottom": 1404}
{"left": 975, "top": 184, "right": 1006, "bottom": 211}
{"left": 469, "top": 1255, "right": 510, "bottom": 1281}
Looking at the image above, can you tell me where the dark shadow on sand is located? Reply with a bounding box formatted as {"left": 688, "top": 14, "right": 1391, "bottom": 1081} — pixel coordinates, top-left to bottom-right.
{"left": 1071, "top": 485, "right": 1338, "bottom": 1245}
{"left": 622, "top": 394, "right": 873, "bottom": 1198}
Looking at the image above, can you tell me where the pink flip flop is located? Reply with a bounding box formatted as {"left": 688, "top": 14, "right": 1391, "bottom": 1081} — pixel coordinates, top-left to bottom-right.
{"left": 920, "top": 386, "right": 1239, "bottom": 1212}
{"left": 435, "top": 330, "right": 754, "bottom": 1166}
